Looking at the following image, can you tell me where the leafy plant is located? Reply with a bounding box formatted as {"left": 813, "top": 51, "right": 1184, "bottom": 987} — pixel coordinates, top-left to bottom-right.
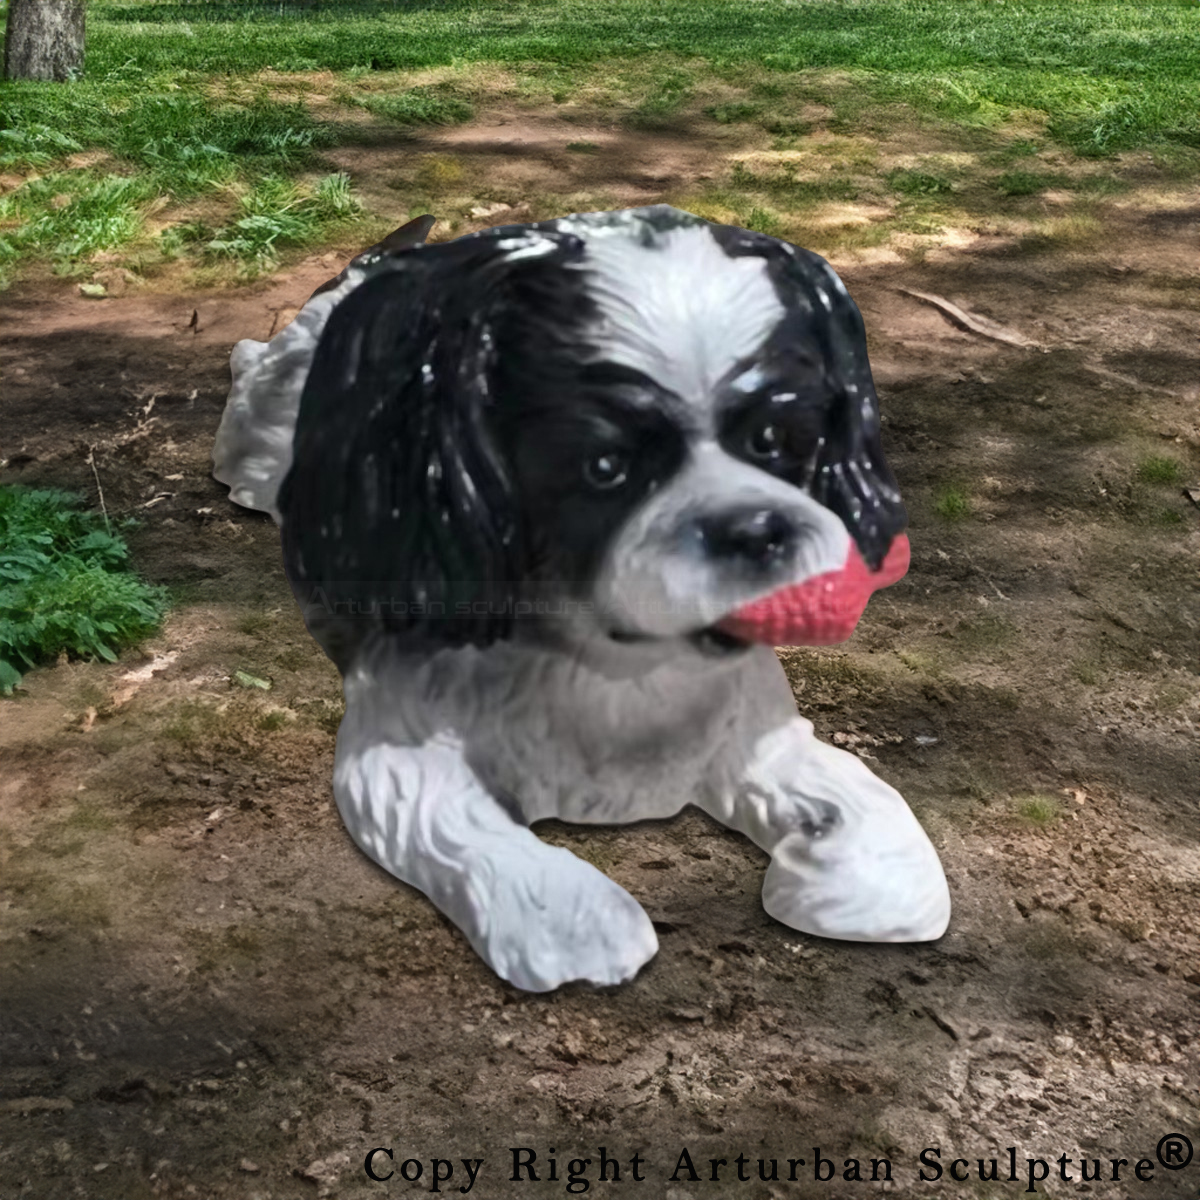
{"left": 0, "top": 486, "right": 170, "bottom": 694}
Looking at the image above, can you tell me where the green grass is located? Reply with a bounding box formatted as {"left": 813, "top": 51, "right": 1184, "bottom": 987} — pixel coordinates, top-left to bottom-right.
{"left": 706, "top": 100, "right": 761, "bottom": 124}
{"left": 933, "top": 484, "right": 972, "bottom": 521}
{"left": 996, "top": 168, "right": 1052, "bottom": 196}
{"left": 1, "top": 0, "right": 1199, "bottom": 285}
{"left": 625, "top": 68, "right": 694, "bottom": 128}
{"left": 333, "top": 83, "right": 473, "bottom": 130}
{"left": 1015, "top": 793, "right": 1062, "bottom": 826}
{"left": 0, "top": 486, "right": 170, "bottom": 694}
{"left": 730, "top": 160, "right": 861, "bottom": 205}
{"left": 198, "top": 171, "right": 361, "bottom": 272}
{"left": 1136, "top": 454, "right": 1185, "bottom": 485}
{"left": 888, "top": 168, "right": 955, "bottom": 197}
{"left": 59, "top": 0, "right": 1200, "bottom": 100}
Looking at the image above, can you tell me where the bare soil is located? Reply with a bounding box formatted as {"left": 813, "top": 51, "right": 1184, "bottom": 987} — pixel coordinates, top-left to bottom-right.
{"left": 2, "top": 107, "right": 1199, "bottom": 1200}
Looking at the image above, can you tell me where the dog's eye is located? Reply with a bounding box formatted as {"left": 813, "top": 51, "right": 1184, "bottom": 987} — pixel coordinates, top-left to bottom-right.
{"left": 747, "top": 422, "right": 788, "bottom": 460}
{"left": 584, "top": 452, "right": 630, "bottom": 490}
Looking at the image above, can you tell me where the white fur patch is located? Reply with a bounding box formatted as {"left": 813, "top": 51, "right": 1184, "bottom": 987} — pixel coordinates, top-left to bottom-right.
{"left": 578, "top": 224, "right": 785, "bottom": 412}
{"left": 721, "top": 719, "right": 952, "bottom": 942}
{"left": 333, "top": 719, "right": 659, "bottom": 992}
{"left": 212, "top": 265, "right": 369, "bottom": 522}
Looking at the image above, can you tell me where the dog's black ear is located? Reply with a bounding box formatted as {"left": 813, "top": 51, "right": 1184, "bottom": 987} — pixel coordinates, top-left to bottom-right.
{"left": 278, "top": 228, "right": 587, "bottom": 670}
{"left": 709, "top": 222, "right": 907, "bottom": 570}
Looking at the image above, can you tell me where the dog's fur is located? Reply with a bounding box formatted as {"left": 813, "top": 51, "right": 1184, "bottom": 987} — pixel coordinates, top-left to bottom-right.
{"left": 213, "top": 206, "right": 951, "bottom": 992}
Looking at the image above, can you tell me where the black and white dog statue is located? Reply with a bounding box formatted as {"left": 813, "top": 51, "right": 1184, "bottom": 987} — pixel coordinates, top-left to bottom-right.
{"left": 213, "top": 206, "right": 951, "bottom": 992}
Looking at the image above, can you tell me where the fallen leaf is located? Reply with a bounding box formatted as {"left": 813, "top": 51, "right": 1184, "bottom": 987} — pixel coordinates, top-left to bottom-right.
{"left": 233, "top": 670, "right": 272, "bottom": 691}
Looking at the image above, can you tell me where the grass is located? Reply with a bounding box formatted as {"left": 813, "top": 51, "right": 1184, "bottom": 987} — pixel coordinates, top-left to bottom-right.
{"left": 332, "top": 82, "right": 473, "bottom": 128}
{"left": 895, "top": 649, "right": 943, "bottom": 678}
{"left": 236, "top": 611, "right": 276, "bottom": 637}
{"left": 933, "top": 484, "right": 972, "bottom": 522}
{"left": 1136, "top": 454, "right": 1185, "bottom": 485}
{"left": 1015, "top": 793, "right": 1062, "bottom": 827}
{"left": 0, "top": 486, "right": 170, "bottom": 694}
{"left": 1154, "top": 683, "right": 1192, "bottom": 712}
{"left": 995, "top": 168, "right": 1052, "bottom": 196}
{"left": 888, "top": 168, "right": 955, "bottom": 197}
{"left": 952, "top": 614, "right": 1016, "bottom": 655}
{"left": 0, "top": 0, "right": 1197, "bottom": 287}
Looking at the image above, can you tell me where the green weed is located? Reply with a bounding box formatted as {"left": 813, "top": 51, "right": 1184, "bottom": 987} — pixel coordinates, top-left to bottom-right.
{"left": 625, "top": 70, "right": 694, "bottom": 128}
{"left": 896, "top": 649, "right": 943, "bottom": 678}
{"left": 203, "top": 171, "right": 360, "bottom": 272}
{"left": 933, "top": 485, "right": 971, "bottom": 521}
{"left": 746, "top": 206, "right": 785, "bottom": 236}
{"left": 888, "top": 169, "right": 954, "bottom": 197}
{"left": 731, "top": 161, "right": 859, "bottom": 205}
{"left": 1015, "top": 793, "right": 1062, "bottom": 826}
{"left": 334, "top": 84, "right": 473, "bottom": 129}
{"left": 706, "top": 101, "right": 761, "bottom": 124}
{"left": 414, "top": 155, "right": 464, "bottom": 193}
{"left": 762, "top": 117, "right": 812, "bottom": 140}
{"left": 1137, "top": 455, "right": 1184, "bottom": 485}
{"left": 1154, "top": 684, "right": 1192, "bottom": 713}
{"left": 0, "top": 487, "right": 169, "bottom": 695}
{"left": 996, "top": 169, "right": 1049, "bottom": 196}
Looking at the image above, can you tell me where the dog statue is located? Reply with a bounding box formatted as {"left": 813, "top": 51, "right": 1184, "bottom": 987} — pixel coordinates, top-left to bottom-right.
{"left": 213, "top": 206, "right": 951, "bottom": 992}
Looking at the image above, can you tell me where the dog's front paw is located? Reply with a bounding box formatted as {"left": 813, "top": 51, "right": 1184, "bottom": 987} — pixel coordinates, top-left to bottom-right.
{"left": 761, "top": 797, "right": 950, "bottom": 942}
{"left": 475, "top": 846, "right": 659, "bottom": 992}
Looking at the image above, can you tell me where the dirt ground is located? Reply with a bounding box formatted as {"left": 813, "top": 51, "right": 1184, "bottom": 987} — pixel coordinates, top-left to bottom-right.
{"left": 2, "top": 106, "right": 1199, "bottom": 1200}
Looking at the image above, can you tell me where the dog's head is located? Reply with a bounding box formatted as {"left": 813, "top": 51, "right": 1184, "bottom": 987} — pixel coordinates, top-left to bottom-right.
{"left": 278, "top": 206, "right": 906, "bottom": 669}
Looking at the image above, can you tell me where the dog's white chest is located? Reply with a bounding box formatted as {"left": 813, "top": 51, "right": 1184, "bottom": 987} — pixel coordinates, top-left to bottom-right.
{"left": 342, "top": 639, "right": 791, "bottom": 826}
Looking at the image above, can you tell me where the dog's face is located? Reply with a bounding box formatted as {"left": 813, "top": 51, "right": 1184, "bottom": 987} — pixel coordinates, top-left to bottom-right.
{"left": 278, "top": 207, "right": 905, "bottom": 668}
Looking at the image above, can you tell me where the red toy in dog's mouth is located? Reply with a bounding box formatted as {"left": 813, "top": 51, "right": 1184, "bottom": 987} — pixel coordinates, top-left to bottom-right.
{"left": 716, "top": 534, "right": 910, "bottom": 647}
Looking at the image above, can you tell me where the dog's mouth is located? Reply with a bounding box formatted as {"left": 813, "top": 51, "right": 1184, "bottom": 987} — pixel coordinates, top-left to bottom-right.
{"left": 689, "top": 625, "right": 752, "bottom": 656}
{"left": 715, "top": 534, "right": 911, "bottom": 646}
{"left": 607, "top": 535, "right": 911, "bottom": 653}
{"left": 606, "top": 619, "right": 751, "bottom": 657}
{"left": 608, "top": 623, "right": 750, "bottom": 656}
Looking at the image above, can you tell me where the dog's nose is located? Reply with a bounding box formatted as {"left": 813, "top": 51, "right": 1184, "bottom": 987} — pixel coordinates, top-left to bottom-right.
{"left": 698, "top": 508, "right": 797, "bottom": 566}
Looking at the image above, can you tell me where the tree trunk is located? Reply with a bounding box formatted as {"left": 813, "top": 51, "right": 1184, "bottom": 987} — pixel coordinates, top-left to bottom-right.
{"left": 3, "top": 0, "right": 86, "bottom": 82}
